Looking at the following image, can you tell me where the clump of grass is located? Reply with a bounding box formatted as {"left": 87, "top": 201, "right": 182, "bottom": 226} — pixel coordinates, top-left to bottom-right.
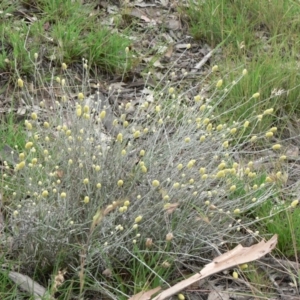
{"left": 180, "top": 0, "right": 300, "bottom": 130}
{"left": 255, "top": 199, "right": 300, "bottom": 258}
{"left": 0, "top": 53, "right": 292, "bottom": 299}
{"left": 0, "top": 0, "right": 132, "bottom": 84}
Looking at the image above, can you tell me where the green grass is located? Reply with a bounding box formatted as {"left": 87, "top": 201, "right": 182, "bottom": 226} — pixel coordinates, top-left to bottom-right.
{"left": 181, "top": 0, "right": 300, "bottom": 130}
{"left": 0, "top": 113, "right": 26, "bottom": 152}
{"left": 0, "top": 0, "right": 132, "bottom": 83}
{"left": 255, "top": 200, "right": 300, "bottom": 258}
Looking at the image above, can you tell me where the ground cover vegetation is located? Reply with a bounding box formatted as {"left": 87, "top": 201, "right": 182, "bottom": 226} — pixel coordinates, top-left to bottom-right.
{"left": 0, "top": 0, "right": 300, "bottom": 299}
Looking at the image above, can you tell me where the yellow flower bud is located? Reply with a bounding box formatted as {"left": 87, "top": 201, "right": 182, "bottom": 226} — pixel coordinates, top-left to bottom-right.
{"left": 173, "top": 182, "right": 180, "bottom": 188}
{"left": 222, "top": 141, "right": 229, "bottom": 148}
{"left": 264, "top": 108, "right": 274, "bottom": 115}
{"left": 200, "top": 135, "right": 206, "bottom": 142}
{"left": 117, "top": 180, "right": 124, "bottom": 187}
{"left": 230, "top": 128, "right": 237, "bottom": 134}
{"left": 244, "top": 121, "right": 250, "bottom": 128}
{"left": 117, "top": 133, "right": 123, "bottom": 142}
{"left": 76, "top": 106, "right": 82, "bottom": 117}
{"left": 291, "top": 200, "right": 299, "bottom": 208}
{"left": 212, "top": 65, "right": 218, "bottom": 72}
{"left": 135, "top": 215, "right": 143, "bottom": 223}
{"left": 194, "top": 95, "right": 201, "bottom": 102}
{"left": 230, "top": 185, "right": 236, "bottom": 192}
{"left": 25, "top": 142, "right": 33, "bottom": 149}
{"left": 216, "top": 124, "right": 223, "bottom": 131}
{"left": 272, "top": 144, "right": 281, "bottom": 150}
{"left": 42, "top": 190, "right": 49, "bottom": 197}
{"left": 252, "top": 92, "right": 260, "bottom": 98}
{"left": 218, "top": 162, "right": 226, "bottom": 170}
{"left": 83, "top": 105, "right": 89, "bottom": 113}
{"left": 19, "top": 153, "right": 25, "bottom": 161}
{"left": 250, "top": 135, "right": 257, "bottom": 142}
{"left": 178, "top": 293, "right": 185, "bottom": 300}
{"left": 141, "top": 166, "right": 147, "bottom": 173}
{"left": 17, "top": 78, "right": 24, "bottom": 88}
{"left": 270, "top": 127, "right": 277, "bottom": 132}
{"left": 265, "top": 131, "right": 273, "bottom": 138}
{"left": 240, "top": 264, "right": 248, "bottom": 270}
{"left": 168, "top": 87, "right": 175, "bottom": 94}
{"left": 216, "top": 79, "right": 223, "bottom": 88}
{"left": 199, "top": 104, "right": 206, "bottom": 111}
{"left": 84, "top": 196, "right": 89, "bottom": 204}
{"left": 99, "top": 110, "right": 106, "bottom": 119}
{"left": 31, "top": 112, "right": 38, "bottom": 120}
{"left": 25, "top": 121, "right": 32, "bottom": 130}
{"left": 232, "top": 271, "right": 238, "bottom": 279}
{"left": 152, "top": 180, "right": 160, "bottom": 187}
{"left": 133, "top": 130, "right": 140, "bottom": 138}
{"left": 203, "top": 118, "right": 210, "bottom": 125}
{"left": 187, "top": 159, "right": 196, "bottom": 168}
{"left": 78, "top": 92, "right": 84, "bottom": 101}
{"left": 15, "top": 161, "right": 25, "bottom": 171}
{"left": 62, "top": 63, "right": 68, "bottom": 70}
{"left": 216, "top": 170, "right": 225, "bottom": 178}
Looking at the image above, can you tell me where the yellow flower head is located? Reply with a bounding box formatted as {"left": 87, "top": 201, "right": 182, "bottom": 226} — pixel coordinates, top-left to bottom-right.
{"left": 78, "top": 92, "right": 84, "bottom": 101}
{"left": 212, "top": 65, "right": 218, "bottom": 72}
{"left": 291, "top": 200, "right": 299, "bottom": 208}
{"left": 135, "top": 215, "right": 143, "bottom": 223}
{"left": 25, "top": 142, "right": 33, "bottom": 149}
{"left": 272, "top": 144, "right": 281, "bottom": 150}
{"left": 216, "top": 79, "right": 223, "bottom": 88}
{"left": 31, "top": 112, "right": 38, "bottom": 120}
{"left": 133, "top": 131, "right": 140, "bottom": 139}
{"left": 117, "top": 133, "right": 123, "bottom": 143}
{"left": 152, "top": 180, "right": 160, "bottom": 187}
{"left": 99, "top": 110, "right": 106, "bottom": 119}
{"left": 17, "top": 78, "right": 24, "bottom": 88}
{"left": 15, "top": 161, "right": 25, "bottom": 171}
{"left": 187, "top": 159, "right": 196, "bottom": 169}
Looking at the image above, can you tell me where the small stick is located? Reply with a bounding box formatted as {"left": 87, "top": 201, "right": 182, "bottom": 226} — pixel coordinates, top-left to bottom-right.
{"left": 191, "top": 49, "right": 214, "bottom": 72}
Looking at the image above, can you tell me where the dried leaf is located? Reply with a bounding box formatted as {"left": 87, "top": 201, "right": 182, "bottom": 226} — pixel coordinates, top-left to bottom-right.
{"left": 152, "top": 235, "right": 277, "bottom": 300}
{"left": 164, "top": 202, "right": 179, "bottom": 214}
{"left": 129, "top": 286, "right": 161, "bottom": 300}
{"left": 8, "top": 271, "right": 47, "bottom": 299}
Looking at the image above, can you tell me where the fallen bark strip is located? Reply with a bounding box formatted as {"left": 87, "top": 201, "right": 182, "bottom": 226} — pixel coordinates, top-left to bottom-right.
{"left": 129, "top": 235, "right": 278, "bottom": 300}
